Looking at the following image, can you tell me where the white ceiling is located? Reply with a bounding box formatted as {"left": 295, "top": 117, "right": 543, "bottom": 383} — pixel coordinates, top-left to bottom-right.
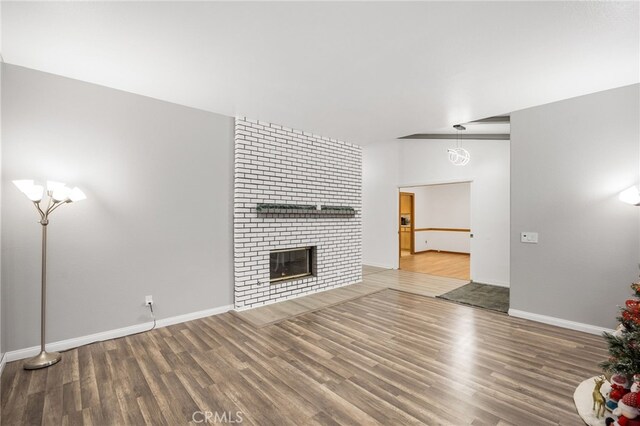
{"left": 2, "top": 1, "right": 638, "bottom": 145}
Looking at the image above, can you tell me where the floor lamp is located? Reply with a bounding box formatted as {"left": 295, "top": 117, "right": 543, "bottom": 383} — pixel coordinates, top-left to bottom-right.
{"left": 620, "top": 186, "right": 640, "bottom": 206}
{"left": 13, "top": 179, "right": 86, "bottom": 370}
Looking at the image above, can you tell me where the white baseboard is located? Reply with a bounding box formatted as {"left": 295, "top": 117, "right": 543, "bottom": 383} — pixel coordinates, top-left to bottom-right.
{"left": 0, "top": 353, "right": 6, "bottom": 377}
{"left": 4, "top": 304, "right": 233, "bottom": 363}
{"left": 155, "top": 304, "right": 233, "bottom": 328}
{"left": 362, "top": 262, "right": 394, "bottom": 270}
{"left": 473, "top": 279, "right": 510, "bottom": 288}
{"left": 508, "top": 308, "right": 614, "bottom": 336}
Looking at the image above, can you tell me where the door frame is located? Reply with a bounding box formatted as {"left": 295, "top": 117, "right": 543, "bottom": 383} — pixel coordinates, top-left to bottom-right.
{"left": 398, "top": 192, "right": 415, "bottom": 261}
{"left": 397, "top": 179, "right": 473, "bottom": 277}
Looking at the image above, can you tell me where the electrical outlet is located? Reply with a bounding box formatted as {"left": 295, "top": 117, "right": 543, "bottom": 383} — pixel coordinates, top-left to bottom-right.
{"left": 145, "top": 295, "right": 153, "bottom": 306}
{"left": 521, "top": 232, "right": 539, "bottom": 244}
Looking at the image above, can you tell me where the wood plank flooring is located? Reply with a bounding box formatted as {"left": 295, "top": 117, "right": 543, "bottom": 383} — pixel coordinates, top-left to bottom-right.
{"left": 362, "top": 265, "right": 388, "bottom": 276}
{"left": 231, "top": 281, "right": 386, "bottom": 328}
{"left": 400, "top": 251, "right": 471, "bottom": 280}
{"left": 365, "top": 268, "right": 469, "bottom": 298}
{"left": 233, "top": 267, "right": 469, "bottom": 327}
{"left": 1, "top": 289, "right": 607, "bottom": 425}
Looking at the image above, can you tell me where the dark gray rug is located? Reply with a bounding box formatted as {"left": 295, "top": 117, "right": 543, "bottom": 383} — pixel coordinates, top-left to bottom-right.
{"left": 437, "top": 282, "right": 509, "bottom": 313}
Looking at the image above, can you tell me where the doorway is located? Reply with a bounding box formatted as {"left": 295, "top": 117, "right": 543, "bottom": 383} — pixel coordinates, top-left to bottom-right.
{"left": 399, "top": 192, "right": 414, "bottom": 257}
{"left": 398, "top": 182, "right": 471, "bottom": 280}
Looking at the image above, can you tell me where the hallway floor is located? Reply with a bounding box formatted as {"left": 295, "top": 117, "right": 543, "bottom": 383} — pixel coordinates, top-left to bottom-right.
{"left": 400, "top": 251, "right": 470, "bottom": 280}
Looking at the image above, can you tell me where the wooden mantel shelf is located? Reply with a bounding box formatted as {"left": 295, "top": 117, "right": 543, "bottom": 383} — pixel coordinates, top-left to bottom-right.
{"left": 256, "top": 203, "right": 356, "bottom": 215}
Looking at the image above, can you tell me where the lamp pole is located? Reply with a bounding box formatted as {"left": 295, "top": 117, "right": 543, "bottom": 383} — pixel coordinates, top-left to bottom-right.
{"left": 13, "top": 180, "right": 86, "bottom": 370}
{"left": 24, "top": 197, "right": 67, "bottom": 369}
{"left": 24, "top": 218, "right": 61, "bottom": 369}
{"left": 40, "top": 219, "right": 48, "bottom": 357}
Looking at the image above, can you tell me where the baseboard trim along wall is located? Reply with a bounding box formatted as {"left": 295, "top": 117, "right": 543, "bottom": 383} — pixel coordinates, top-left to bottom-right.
{"left": 0, "top": 353, "right": 6, "bottom": 377}
{"left": 508, "top": 308, "right": 614, "bottom": 336}
{"left": 413, "top": 249, "right": 470, "bottom": 255}
{"left": 4, "top": 304, "right": 234, "bottom": 363}
{"left": 475, "top": 279, "right": 510, "bottom": 288}
{"left": 362, "top": 261, "right": 395, "bottom": 270}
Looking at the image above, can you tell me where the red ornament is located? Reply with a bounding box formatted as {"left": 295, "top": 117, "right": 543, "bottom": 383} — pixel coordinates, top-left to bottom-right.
{"left": 624, "top": 299, "right": 640, "bottom": 320}
{"left": 611, "top": 384, "right": 631, "bottom": 401}
{"left": 613, "top": 375, "right": 631, "bottom": 387}
{"left": 618, "top": 418, "right": 640, "bottom": 426}
{"left": 622, "top": 392, "right": 640, "bottom": 408}
{"left": 622, "top": 308, "right": 640, "bottom": 326}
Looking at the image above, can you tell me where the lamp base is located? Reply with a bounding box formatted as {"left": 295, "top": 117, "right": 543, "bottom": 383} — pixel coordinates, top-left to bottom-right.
{"left": 23, "top": 350, "right": 62, "bottom": 370}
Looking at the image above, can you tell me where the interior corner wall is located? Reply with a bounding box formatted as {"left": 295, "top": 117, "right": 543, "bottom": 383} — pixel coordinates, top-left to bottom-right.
{"left": 510, "top": 84, "right": 640, "bottom": 329}
{"left": 362, "top": 141, "right": 400, "bottom": 269}
{"left": 403, "top": 183, "right": 471, "bottom": 230}
{"left": 1, "top": 64, "right": 235, "bottom": 352}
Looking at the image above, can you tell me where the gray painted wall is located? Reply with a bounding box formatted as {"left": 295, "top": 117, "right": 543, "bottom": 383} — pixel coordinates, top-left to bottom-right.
{"left": 1, "top": 64, "right": 235, "bottom": 352}
{"left": 510, "top": 84, "right": 640, "bottom": 329}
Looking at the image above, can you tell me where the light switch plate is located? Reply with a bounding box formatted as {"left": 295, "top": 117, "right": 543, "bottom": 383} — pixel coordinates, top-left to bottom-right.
{"left": 521, "top": 232, "right": 538, "bottom": 243}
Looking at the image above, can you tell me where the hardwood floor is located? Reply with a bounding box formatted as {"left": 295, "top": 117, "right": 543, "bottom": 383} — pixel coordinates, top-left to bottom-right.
{"left": 232, "top": 281, "right": 386, "bottom": 328}
{"left": 363, "top": 269, "right": 469, "bottom": 298}
{"left": 362, "top": 265, "right": 388, "bottom": 276}
{"left": 400, "top": 251, "right": 470, "bottom": 280}
{"left": 233, "top": 267, "right": 468, "bottom": 327}
{"left": 1, "top": 289, "right": 606, "bottom": 425}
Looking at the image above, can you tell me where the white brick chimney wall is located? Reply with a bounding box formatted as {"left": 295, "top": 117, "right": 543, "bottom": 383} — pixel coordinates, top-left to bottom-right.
{"left": 233, "top": 118, "right": 362, "bottom": 310}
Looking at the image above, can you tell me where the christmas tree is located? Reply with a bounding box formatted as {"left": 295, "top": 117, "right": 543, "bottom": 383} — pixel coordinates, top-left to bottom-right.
{"left": 600, "top": 282, "right": 640, "bottom": 377}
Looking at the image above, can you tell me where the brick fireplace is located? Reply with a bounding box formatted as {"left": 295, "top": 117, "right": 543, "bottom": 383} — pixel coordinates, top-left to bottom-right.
{"left": 233, "top": 118, "right": 362, "bottom": 310}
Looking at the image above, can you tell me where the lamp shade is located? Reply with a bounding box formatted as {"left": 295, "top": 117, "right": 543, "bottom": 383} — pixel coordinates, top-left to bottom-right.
{"left": 52, "top": 186, "right": 72, "bottom": 202}
{"left": 13, "top": 179, "right": 35, "bottom": 194}
{"left": 13, "top": 180, "right": 45, "bottom": 202}
{"left": 68, "top": 187, "right": 87, "bottom": 202}
{"left": 447, "top": 148, "right": 471, "bottom": 166}
{"left": 26, "top": 185, "right": 45, "bottom": 202}
{"left": 619, "top": 186, "right": 640, "bottom": 206}
{"left": 14, "top": 179, "right": 85, "bottom": 203}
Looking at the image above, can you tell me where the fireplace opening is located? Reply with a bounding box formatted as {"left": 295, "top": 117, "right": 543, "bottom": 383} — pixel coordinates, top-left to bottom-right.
{"left": 270, "top": 247, "right": 316, "bottom": 283}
